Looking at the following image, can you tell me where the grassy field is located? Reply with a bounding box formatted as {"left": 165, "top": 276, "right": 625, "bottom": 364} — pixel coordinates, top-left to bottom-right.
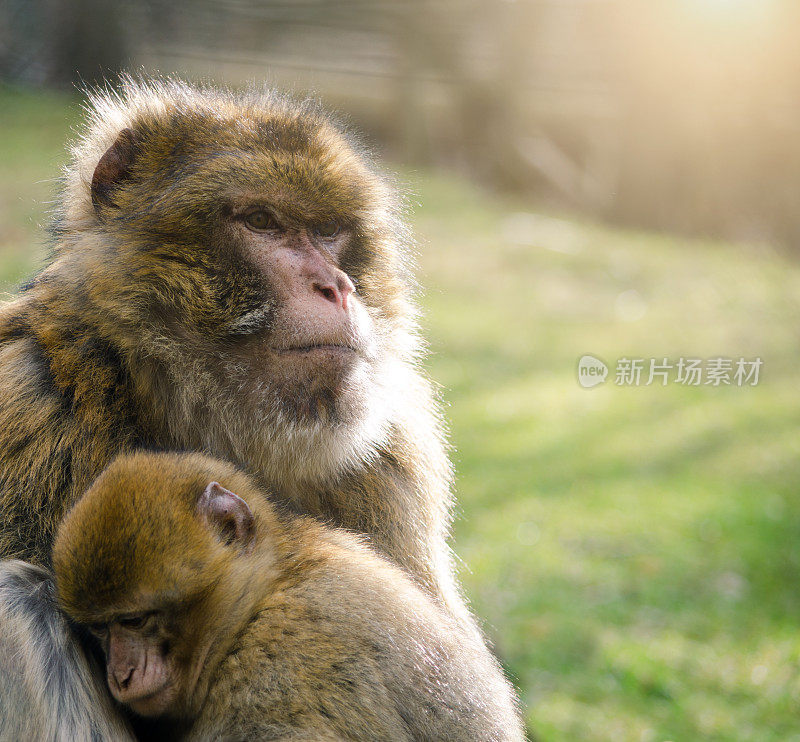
{"left": 1, "top": 86, "right": 799, "bottom": 741}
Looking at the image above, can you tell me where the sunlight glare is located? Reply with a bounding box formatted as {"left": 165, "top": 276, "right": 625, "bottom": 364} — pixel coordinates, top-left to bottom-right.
{"left": 687, "top": 0, "right": 775, "bottom": 19}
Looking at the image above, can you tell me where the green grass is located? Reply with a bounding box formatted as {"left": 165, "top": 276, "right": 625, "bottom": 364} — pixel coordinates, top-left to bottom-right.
{"left": 2, "top": 87, "right": 799, "bottom": 741}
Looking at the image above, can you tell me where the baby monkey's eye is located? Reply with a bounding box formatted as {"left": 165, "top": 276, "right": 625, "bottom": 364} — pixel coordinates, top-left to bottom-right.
{"left": 117, "top": 613, "right": 151, "bottom": 631}
{"left": 314, "top": 221, "right": 340, "bottom": 239}
{"left": 244, "top": 210, "right": 279, "bottom": 232}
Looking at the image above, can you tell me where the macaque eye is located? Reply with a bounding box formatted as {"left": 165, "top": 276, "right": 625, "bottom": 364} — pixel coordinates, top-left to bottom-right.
{"left": 314, "top": 221, "right": 340, "bottom": 239}
{"left": 117, "top": 613, "right": 151, "bottom": 631}
{"left": 244, "top": 210, "right": 279, "bottom": 232}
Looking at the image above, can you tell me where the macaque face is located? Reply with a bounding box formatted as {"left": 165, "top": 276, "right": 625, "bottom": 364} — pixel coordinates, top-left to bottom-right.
{"left": 89, "top": 611, "right": 183, "bottom": 717}
{"left": 93, "top": 114, "right": 401, "bottom": 433}
{"left": 221, "top": 200, "right": 380, "bottom": 422}
{"left": 54, "top": 463, "right": 261, "bottom": 720}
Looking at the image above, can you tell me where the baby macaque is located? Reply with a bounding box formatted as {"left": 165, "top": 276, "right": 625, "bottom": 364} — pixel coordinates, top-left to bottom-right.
{"left": 54, "top": 452, "right": 524, "bottom": 741}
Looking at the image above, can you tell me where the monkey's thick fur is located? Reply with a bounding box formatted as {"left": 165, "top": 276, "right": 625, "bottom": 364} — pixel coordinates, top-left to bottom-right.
{"left": 0, "top": 560, "right": 135, "bottom": 741}
{"left": 0, "top": 79, "right": 451, "bottom": 599}
{"left": 0, "top": 78, "right": 523, "bottom": 738}
{"left": 54, "top": 452, "right": 523, "bottom": 741}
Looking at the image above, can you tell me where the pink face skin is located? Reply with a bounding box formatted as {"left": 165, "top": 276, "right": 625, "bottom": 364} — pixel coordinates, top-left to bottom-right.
{"left": 108, "top": 625, "right": 173, "bottom": 714}
{"left": 226, "top": 206, "right": 378, "bottom": 422}
{"left": 236, "top": 206, "right": 358, "bottom": 347}
{"left": 93, "top": 616, "right": 179, "bottom": 717}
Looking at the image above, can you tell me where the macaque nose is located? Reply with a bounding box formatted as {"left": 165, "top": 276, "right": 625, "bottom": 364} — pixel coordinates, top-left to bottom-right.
{"left": 112, "top": 664, "right": 135, "bottom": 691}
{"left": 313, "top": 273, "right": 355, "bottom": 312}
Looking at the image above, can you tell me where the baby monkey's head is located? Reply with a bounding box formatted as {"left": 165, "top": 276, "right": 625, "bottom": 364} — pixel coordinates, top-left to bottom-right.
{"left": 54, "top": 452, "right": 272, "bottom": 719}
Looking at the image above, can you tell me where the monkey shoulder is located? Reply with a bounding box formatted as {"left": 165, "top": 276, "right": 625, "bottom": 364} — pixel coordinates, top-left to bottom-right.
{"left": 201, "top": 529, "right": 520, "bottom": 741}
{"left": 0, "top": 326, "right": 139, "bottom": 564}
{"left": 198, "top": 576, "right": 416, "bottom": 741}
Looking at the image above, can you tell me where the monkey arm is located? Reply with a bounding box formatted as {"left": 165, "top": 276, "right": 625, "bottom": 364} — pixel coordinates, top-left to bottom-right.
{"left": 0, "top": 560, "right": 136, "bottom": 741}
{"left": 0, "top": 294, "right": 145, "bottom": 567}
{"left": 311, "top": 415, "right": 476, "bottom": 626}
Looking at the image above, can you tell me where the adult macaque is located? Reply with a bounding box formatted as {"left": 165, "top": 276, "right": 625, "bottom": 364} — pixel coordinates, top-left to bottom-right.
{"left": 54, "top": 452, "right": 524, "bottom": 741}
{"left": 0, "top": 78, "right": 521, "bottom": 736}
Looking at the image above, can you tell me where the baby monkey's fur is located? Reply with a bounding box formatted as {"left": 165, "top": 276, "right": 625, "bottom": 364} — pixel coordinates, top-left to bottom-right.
{"left": 54, "top": 452, "right": 523, "bottom": 741}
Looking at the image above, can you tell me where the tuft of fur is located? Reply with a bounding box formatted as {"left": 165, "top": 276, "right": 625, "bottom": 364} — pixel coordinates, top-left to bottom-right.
{"left": 54, "top": 452, "right": 525, "bottom": 741}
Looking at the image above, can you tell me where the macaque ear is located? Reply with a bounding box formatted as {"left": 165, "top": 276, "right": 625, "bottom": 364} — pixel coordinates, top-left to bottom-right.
{"left": 91, "top": 128, "right": 140, "bottom": 212}
{"left": 197, "top": 482, "right": 255, "bottom": 551}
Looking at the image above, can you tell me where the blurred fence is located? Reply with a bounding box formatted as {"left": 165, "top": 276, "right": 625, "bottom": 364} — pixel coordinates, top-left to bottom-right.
{"left": 3, "top": 0, "right": 800, "bottom": 248}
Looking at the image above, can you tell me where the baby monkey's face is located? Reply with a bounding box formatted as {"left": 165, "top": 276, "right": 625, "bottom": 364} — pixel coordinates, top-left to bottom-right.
{"left": 54, "top": 456, "right": 262, "bottom": 720}
{"left": 88, "top": 610, "right": 182, "bottom": 717}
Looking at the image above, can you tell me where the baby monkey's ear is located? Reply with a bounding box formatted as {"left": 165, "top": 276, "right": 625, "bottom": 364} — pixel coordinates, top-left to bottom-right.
{"left": 198, "top": 481, "right": 255, "bottom": 552}
{"left": 91, "top": 128, "right": 140, "bottom": 212}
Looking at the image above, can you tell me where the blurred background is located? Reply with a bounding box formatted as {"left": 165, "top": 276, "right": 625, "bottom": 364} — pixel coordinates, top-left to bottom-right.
{"left": 1, "top": 1, "right": 799, "bottom": 740}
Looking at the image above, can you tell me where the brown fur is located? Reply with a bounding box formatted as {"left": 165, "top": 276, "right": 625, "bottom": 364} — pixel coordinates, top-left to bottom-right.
{"left": 54, "top": 452, "right": 524, "bottom": 741}
{"left": 0, "top": 560, "right": 136, "bottom": 741}
{"left": 0, "top": 76, "right": 522, "bottom": 736}
{"left": 0, "top": 77, "right": 455, "bottom": 610}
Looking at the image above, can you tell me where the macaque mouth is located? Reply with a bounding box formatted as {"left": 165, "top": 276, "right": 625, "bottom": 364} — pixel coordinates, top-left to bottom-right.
{"left": 273, "top": 343, "right": 357, "bottom": 355}
{"left": 113, "top": 673, "right": 180, "bottom": 719}
{"left": 111, "top": 677, "right": 172, "bottom": 707}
